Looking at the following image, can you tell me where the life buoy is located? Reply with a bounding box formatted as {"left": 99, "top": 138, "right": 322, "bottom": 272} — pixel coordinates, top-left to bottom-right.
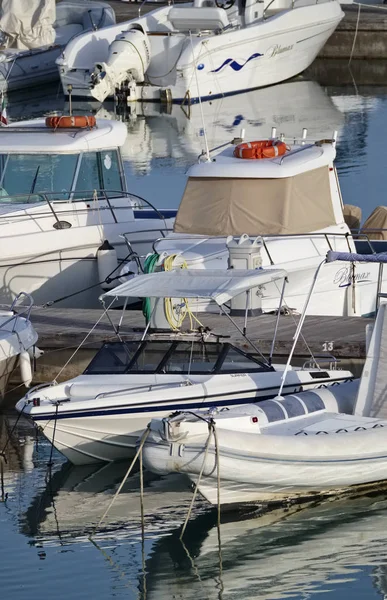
{"left": 45, "top": 115, "right": 96, "bottom": 129}
{"left": 233, "top": 139, "right": 287, "bottom": 159}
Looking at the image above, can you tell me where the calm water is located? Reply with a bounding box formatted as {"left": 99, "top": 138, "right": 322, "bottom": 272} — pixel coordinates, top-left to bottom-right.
{"left": 2, "top": 69, "right": 387, "bottom": 599}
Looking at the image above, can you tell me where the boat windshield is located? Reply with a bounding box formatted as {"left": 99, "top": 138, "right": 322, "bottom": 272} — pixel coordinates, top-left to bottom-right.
{"left": 0, "top": 150, "right": 124, "bottom": 203}
{"left": 84, "top": 340, "right": 271, "bottom": 375}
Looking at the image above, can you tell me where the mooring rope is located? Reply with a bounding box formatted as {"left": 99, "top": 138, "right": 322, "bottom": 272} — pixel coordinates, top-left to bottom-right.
{"left": 90, "top": 427, "right": 150, "bottom": 537}
{"left": 180, "top": 419, "right": 221, "bottom": 541}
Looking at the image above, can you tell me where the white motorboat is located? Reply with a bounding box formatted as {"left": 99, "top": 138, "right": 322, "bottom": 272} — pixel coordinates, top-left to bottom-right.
{"left": 148, "top": 130, "right": 387, "bottom": 317}
{"left": 142, "top": 252, "right": 387, "bottom": 507}
{"left": 57, "top": 0, "right": 343, "bottom": 103}
{"left": 0, "top": 116, "right": 175, "bottom": 307}
{"left": 0, "top": 293, "right": 40, "bottom": 398}
{"left": 15, "top": 268, "right": 353, "bottom": 465}
{"left": 0, "top": 1, "right": 115, "bottom": 94}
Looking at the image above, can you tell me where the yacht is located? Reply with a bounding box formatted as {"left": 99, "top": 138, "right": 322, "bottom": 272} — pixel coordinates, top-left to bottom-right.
{"left": 0, "top": 116, "right": 174, "bottom": 307}
{"left": 148, "top": 131, "right": 387, "bottom": 317}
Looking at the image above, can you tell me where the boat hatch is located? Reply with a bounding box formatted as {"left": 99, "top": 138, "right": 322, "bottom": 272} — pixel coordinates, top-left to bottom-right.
{"left": 0, "top": 150, "right": 124, "bottom": 202}
{"left": 84, "top": 340, "right": 273, "bottom": 375}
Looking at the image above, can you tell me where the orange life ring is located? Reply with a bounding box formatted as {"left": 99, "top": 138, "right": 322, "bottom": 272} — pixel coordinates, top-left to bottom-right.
{"left": 45, "top": 115, "right": 96, "bottom": 129}
{"left": 233, "top": 139, "right": 287, "bottom": 160}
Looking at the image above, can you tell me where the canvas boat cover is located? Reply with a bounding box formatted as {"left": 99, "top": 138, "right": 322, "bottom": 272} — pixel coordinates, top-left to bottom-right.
{"left": 174, "top": 167, "right": 337, "bottom": 236}
{"left": 101, "top": 268, "right": 287, "bottom": 305}
{"left": 0, "top": 0, "right": 55, "bottom": 50}
{"left": 343, "top": 204, "right": 362, "bottom": 231}
{"left": 361, "top": 206, "right": 387, "bottom": 241}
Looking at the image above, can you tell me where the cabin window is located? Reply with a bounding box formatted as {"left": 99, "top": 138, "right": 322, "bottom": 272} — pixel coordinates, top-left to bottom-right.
{"left": 0, "top": 153, "right": 78, "bottom": 202}
{"left": 73, "top": 150, "right": 123, "bottom": 199}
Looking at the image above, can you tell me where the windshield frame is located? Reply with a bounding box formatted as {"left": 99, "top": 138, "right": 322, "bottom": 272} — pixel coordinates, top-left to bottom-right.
{"left": 84, "top": 340, "right": 272, "bottom": 376}
{"left": 0, "top": 148, "right": 125, "bottom": 203}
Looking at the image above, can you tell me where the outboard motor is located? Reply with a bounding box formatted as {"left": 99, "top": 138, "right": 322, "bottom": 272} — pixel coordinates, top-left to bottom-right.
{"left": 90, "top": 27, "right": 151, "bottom": 103}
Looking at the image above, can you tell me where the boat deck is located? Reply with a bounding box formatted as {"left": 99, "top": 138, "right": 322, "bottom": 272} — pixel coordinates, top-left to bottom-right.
{"left": 22, "top": 306, "right": 370, "bottom": 384}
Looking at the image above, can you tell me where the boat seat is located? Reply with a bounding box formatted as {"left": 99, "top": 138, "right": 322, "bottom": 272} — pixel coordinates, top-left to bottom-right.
{"left": 55, "top": 23, "right": 84, "bottom": 45}
{"left": 168, "top": 7, "right": 230, "bottom": 32}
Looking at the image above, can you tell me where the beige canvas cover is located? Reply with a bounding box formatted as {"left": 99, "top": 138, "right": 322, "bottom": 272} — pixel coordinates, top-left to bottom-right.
{"left": 361, "top": 206, "right": 387, "bottom": 240}
{"left": 0, "top": 0, "right": 55, "bottom": 50}
{"left": 343, "top": 204, "right": 362, "bottom": 231}
{"left": 174, "top": 167, "right": 336, "bottom": 236}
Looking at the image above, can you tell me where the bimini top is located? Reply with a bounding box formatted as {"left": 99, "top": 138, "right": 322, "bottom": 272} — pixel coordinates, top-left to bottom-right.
{"left": 189, "top": 141, "right": 336, "bottom": 179}
{"left": 0, "top": 118, "right": 127, "bottom": 153}
{"left": 101, "top": 268, "right": 287, "bottom": 305}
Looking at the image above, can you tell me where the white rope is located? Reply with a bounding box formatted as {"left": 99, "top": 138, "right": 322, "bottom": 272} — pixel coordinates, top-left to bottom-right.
{"left": 180, "top": 423, "right": 213, "bottom": 540}
{"left": 349, "top": 3, "right": 361, "bottom": 65}
{"left": 90, "top": 427, "right": 150, "bottom": 536}
{"left": 189, "top": 32, "right": 211, "bottom": 161}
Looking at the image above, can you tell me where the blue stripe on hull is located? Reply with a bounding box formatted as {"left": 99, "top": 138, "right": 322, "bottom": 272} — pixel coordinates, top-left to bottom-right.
{"left": 133, "top": 209, "right": 177, "bottom": 220}
{"left": 29, "top": 378, "right": 352, "bottom": 422}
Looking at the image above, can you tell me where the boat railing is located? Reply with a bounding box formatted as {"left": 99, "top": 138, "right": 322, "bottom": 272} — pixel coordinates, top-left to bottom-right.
{"left": 0, "top": 189, "right": 172, "bottom": 229}
{"left": 264, "top": 0, "right": 333, "bottom": 18}
{"left": 95, "top": 379, "right": 193, "bottom": 400}
{"left": 0, "top": 292, "right": 34, "bottom": 334}
{"left": 153, "top": 230, "right": 387, "bottom": 264}
{"left": 302, "top": 354, "right": 340, "bottom": 371}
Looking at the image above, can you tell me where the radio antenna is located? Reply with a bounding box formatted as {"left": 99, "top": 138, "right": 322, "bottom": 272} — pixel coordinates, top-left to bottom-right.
{"left": 190, "top": 33, "right": 211, "bottom": 162}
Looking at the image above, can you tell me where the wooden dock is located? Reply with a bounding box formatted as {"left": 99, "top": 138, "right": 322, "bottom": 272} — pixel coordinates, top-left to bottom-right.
{"left": 104, "top": 1, "right": 387, "bottom": 60}
{"left": 23, "top": 307, "right": 370, "bottom": 383}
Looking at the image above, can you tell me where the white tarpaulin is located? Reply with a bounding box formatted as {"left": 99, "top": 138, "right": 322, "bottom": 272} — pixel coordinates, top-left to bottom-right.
{"left": 0, "top": 0, "right": 55, "bottom": 49}
{"left": 101, "top": 269, "right": 287, "bottom": 305}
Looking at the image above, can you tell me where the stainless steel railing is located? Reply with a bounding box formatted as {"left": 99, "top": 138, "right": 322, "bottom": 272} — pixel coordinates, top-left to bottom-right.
{"left": 0, "top": 189, "right": 173, "bottom": 229}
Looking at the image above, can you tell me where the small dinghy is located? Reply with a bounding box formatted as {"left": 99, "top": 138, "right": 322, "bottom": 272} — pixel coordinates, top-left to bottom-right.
{"left": 142, "top": 252, "right": 387, "bottom": 507}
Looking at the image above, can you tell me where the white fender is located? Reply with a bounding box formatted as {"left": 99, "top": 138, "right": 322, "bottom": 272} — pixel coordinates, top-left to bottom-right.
{"left": 20, "top": 350, "right": 32, "bottom": 387}
{"left": 98, "top": 240, "right": 118, "bottom": 290}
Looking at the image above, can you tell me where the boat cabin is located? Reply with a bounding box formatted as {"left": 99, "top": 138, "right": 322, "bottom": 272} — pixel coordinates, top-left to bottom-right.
{"left": 0, "top": 118, "right": 128, "bottom": 203}
{"left": 174, "top": 140, "right": 345, "bottom": 237}
{"left": 84, "top": 339, "right": 273, "bottom": 375}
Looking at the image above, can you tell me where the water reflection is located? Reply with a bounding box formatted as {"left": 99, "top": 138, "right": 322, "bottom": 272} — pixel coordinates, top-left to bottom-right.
{"left": 6, "top": 76, "right": 385, "bottom": 217}
{"left": 3, "top": 417, "right": 387, "bottom": 599}
{"left": 145, "top": 491, "right": 387, "bottom": 599}
{"left": 20, "top": 458, "right": 205, "bottom": 544}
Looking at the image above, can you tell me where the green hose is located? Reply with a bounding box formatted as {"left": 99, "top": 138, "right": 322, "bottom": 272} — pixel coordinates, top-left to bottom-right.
{"left": 142, "top": 253, "right": 160, "bottom": 323}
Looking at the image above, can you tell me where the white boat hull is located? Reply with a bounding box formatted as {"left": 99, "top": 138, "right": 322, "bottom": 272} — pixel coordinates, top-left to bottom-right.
{"left": 143, "top": 409, "right": 387, "bottom": 506}
{"left": 0, "top": 204, "right": 174, "bottom": 308}
{"left": 19, "top": 369, "right": 352, "bottom": 465}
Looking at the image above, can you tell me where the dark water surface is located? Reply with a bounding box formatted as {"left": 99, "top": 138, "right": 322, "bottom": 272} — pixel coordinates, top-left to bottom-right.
{"left": 2, "top": 70, "right": 387, "bottom": 598}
